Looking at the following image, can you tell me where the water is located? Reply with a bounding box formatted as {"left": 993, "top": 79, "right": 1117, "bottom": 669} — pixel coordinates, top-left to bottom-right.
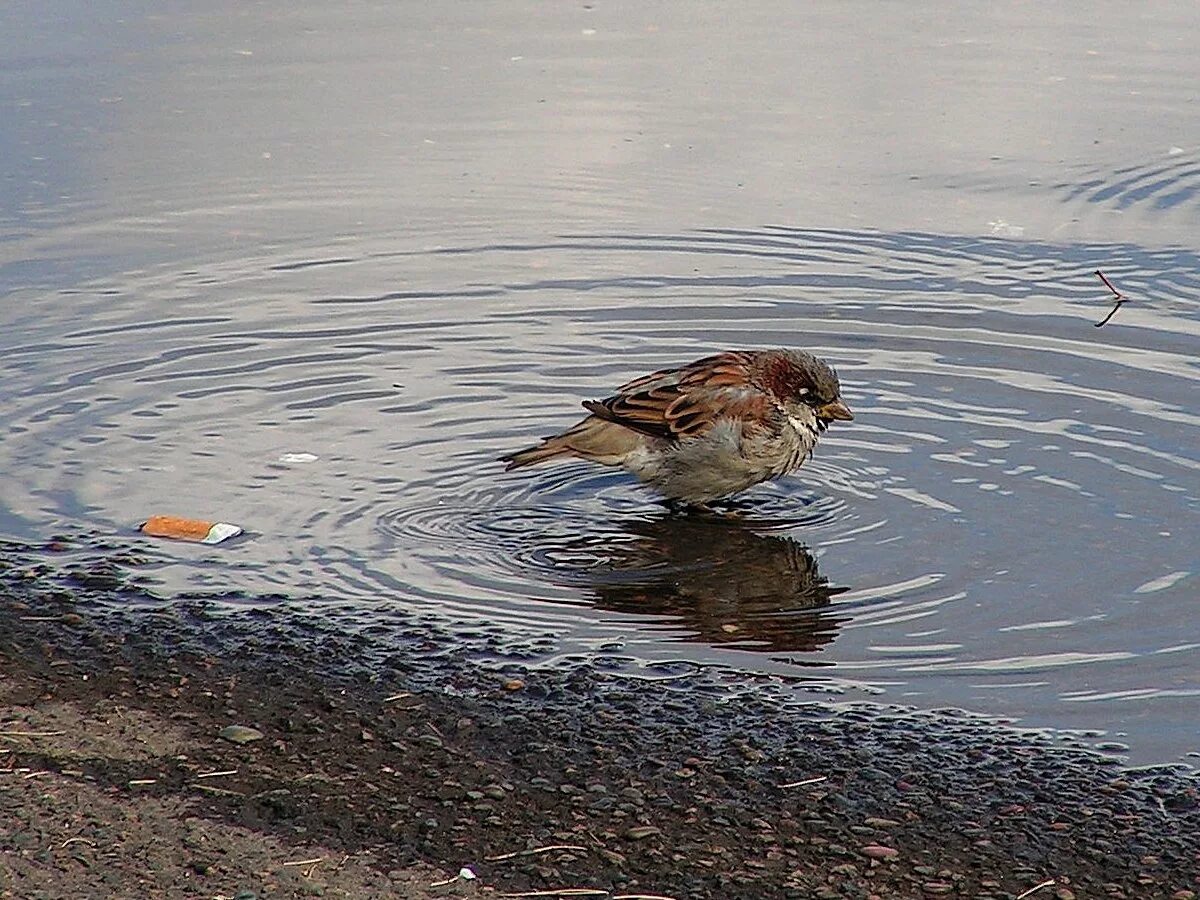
{"left": 2, "top": 2, "right": 1198, "bottom": 764}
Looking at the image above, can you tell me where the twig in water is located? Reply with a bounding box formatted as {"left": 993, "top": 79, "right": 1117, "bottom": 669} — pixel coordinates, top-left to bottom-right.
{"left": 1094, "top": 269, "right": 1129, "bottom": 327}
{"left": 779, "top": 775, "right": 827, "bottom": 789}
{"left": 1015, "top": 879, "right": 1057, "bottom": 899}
{"left": 485, "top": 843, "right": 588, "bottom": 862}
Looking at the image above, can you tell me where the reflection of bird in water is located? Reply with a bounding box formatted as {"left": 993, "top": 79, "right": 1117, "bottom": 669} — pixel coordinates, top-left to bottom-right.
{"left": 579, "top": 514, "right": 846, "bottom": 654}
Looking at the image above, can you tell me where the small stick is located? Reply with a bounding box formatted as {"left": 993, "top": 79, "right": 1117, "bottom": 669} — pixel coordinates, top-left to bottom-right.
{"left": 195, "top": 769, "right": 239, "bottom": 779}
{"left": 0, "top": 730, "right": 65, "bottom": 738}
{"left": 59, "top": 837, "right": 97, "bottom": 849}
{"left": 498, "top": 891, "right": 610, "bottom": 898}
{"left": 282, "top": 856, "right": 325, "bottom": 868}
{"left": 485, "top": 843, "right": 588, "bottom": 862}
{"left": 1015, "top": 879, "right": 1057, "bottom": 900}
{"left": 382, "top": 692, "right": 412, "bottom": 703}
{"left": 1094, "top": 269, "right": 1129, "bottom": 327}
{"left": 1095, "top": 269, "right": 1122, "bottom": 296}
{"left": 779, "top": 775, "right": 827, "bottom": 788}
{"left": 23, "top": 770, "right": 51, "bottom": 779}
{"left": 428, "top": 869, "right": 476, "bottom": 888}
{"left": 127, "top": 779, "right": 157, "bottom": 786}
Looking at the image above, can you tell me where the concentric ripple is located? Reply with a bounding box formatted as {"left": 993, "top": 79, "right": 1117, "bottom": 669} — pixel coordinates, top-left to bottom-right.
{"left": 2, "top": 225, "right": 1199, "bottom": 761}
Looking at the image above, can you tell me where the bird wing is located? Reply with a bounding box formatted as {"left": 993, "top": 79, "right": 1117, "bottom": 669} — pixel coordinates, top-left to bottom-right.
{"left": 583, "top": 352, "right": 777, "bottom": 441}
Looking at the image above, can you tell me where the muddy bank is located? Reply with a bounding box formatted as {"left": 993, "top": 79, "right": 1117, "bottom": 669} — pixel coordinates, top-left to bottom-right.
{"left": 2, "top": 537, "right": 1198, "bottom": 899}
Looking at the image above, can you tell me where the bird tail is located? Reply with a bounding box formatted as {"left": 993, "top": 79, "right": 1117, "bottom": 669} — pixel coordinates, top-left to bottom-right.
{"left": 500, "top": 439, "right": 575, "bottom": 471}
{"left": 500, "top": 414, "right": 643, "bottom": 471}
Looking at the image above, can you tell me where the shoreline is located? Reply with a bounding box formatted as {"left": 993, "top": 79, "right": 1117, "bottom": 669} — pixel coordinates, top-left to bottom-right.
{"left": 2, "top": 536, "right": 1198, "bottom": 899}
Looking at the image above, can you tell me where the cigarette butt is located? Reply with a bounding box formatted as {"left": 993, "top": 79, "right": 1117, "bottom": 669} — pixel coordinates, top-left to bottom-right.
{"left": 140, "top": 516, "right": 243, "bottom": 544}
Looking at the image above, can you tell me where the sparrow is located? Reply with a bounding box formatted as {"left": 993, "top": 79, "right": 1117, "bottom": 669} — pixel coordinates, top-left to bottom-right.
{"left": 501, "top": 349, "right": 853, "bottom": 504}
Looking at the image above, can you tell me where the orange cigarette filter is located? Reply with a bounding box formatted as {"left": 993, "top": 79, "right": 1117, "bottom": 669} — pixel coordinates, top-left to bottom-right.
{"left": 140, "top": 515, "right": 242, "bottom": 544}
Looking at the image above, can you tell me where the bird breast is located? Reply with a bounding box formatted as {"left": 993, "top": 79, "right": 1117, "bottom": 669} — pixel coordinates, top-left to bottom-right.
{"left": 786, "top": 406, "right": 822, "bottom": 442}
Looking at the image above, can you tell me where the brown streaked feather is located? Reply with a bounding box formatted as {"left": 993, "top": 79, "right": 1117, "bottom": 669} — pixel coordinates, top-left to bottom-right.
{"left": 665, "top": 389, "right": 779, "bottom": 438}
{"left": 612, "top": 351, "right": 755, "bottom": 394}
{"left": 581, "top": 399, "right": 672, "bottom": 439}
{"left": 584, "top": 351, "right": 779, "bottom": 443}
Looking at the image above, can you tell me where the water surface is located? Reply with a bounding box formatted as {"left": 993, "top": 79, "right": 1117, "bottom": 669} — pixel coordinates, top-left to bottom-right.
{"left": 2, "top": 1, "right": 1198, "bottom": 764}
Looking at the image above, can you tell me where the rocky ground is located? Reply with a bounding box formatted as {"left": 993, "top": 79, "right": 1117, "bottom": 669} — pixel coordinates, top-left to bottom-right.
{"left": 1, "top": 536, "right": 1198, "bottom": 899}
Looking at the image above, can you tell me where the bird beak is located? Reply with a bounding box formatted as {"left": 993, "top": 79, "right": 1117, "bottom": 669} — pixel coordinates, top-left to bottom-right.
{"left": 817, "top": 400, "right": 854, "bottom": 421}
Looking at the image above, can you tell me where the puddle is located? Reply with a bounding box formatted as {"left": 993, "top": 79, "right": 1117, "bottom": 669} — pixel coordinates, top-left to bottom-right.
{"left": 1, "top": 2, "right": 1197, "bottom": 764}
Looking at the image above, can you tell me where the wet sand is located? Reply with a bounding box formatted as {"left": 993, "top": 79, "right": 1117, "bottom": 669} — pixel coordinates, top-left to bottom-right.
{"left": 2, "top": 538, "right": 1198, "bottom": 899}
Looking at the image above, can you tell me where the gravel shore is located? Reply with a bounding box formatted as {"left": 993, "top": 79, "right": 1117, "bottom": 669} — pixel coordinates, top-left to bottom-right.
{"left": 2, "top": 536, "right": 1198, "bottom": 899}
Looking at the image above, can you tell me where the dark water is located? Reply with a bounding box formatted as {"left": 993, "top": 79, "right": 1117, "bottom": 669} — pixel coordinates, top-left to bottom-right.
{"left": 2, "top": 2, "right": 1197, "bottom": 764}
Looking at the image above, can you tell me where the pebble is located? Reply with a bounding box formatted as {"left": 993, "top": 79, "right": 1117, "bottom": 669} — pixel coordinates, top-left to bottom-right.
{"left": 860, "top": 844, "right": 899, "bottom": 861}
{"left": 864, "top": 816, "right": 901, "bottom": 828}
{"left": 624, "top": 825, "right": 662, "bottom": 840}
{"left": 219, "top": 724, "right": 264, "bottom": 744}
